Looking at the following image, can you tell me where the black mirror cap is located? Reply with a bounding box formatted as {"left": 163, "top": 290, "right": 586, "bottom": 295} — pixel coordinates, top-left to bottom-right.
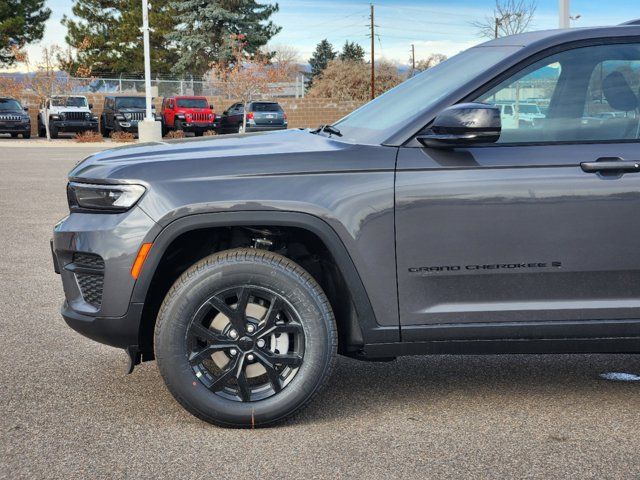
{"left": 89, "top": 103, "right": 93, "bottom": 109}
{"left": 417, "top": 102, "right": 501, "bottom": 149}
{"left": 210, "top": 104, "right": 214, "bottom": 110}
{"left": 23, "top": 106, "right": 29, "bottom": 112}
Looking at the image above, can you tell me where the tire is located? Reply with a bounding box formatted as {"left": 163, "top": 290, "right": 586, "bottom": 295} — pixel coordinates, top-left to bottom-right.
{"left": 38, "top": 118, "right": 45, "bottom": 138}
{"left": 100, "top": 116, "right": 109, "bottom": 137}
{"left": 22, "top": 131, "right": 30, "bottom": 139}
{"left": 154, "top": 248, "right": 337, "bottom": 428}
{"left": 49, "top": 125, "right": 58, "bottom": 139}
{"left": 175, "top": 119, "right": 184, "bottom": 132}
{"left": 10, "top": 133, "right": 18, "bottom": 138}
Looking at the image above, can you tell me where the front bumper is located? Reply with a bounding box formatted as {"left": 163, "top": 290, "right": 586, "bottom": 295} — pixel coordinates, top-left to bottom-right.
{"left": 0, "top": 122, "right": 30, "bottom": 133}
{"left": 51, "top": 119, "right": 98, "bottom": 132}
{"left": 52, "top": 207, "right": 157, "bottom": 347}
{"left": 116, "top": 121, "right": 139, "bottom": 133}
{"left": 180, "top": 121, "right": 218, "bottom": 132}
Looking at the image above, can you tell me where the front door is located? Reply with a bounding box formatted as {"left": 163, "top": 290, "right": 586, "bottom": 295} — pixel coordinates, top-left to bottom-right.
{"left": 396, "top": 40, "right": 640, "bottom": 341}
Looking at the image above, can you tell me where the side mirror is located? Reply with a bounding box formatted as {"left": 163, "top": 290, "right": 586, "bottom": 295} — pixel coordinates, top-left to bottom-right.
{"left": 223, "top": 110, "right": 228, "bottom": 115}
{"left": 23, "top": 107, "right": 29, "bottom": 112}
{"left": 210, "top": 105, "right": 214, "bottom": 110}
{"left": 417, "top": 103, "right": 501, "bottom": 149}
{"left": 89, "top": 103, "right": 93, "bottom": 109}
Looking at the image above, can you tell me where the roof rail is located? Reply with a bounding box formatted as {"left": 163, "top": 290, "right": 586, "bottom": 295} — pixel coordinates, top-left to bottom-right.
{"left": 619, "top": 19, "right": 640, "bottom": 25}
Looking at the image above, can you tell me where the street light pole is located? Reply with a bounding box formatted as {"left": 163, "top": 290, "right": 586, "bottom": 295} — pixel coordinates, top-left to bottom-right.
{"left": 138, "top": 0, "right": 162, "bottom": 142}
{"left": 141, "top": 0, "right": 153, "bottom": 121}
{"left": 559, "top": 0, "right": 570, "bottom": 28}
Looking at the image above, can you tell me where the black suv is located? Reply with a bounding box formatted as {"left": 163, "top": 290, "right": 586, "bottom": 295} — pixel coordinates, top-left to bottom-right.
{"left": 100, "top": 96, "right": 159, "bottom": 136}
{"left": 0, "top": 97, "right": 31, "bottom": 138}
{"left": 53, "top": 23, "right": 640, "bottom": 427}
{"left": 219, "top": 101, "right": 287, "bottom": 134}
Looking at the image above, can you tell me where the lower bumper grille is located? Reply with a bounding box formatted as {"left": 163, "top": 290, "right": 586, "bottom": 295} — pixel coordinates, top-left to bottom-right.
{"left": 72, "top": 252, "right": 105, "bottom": 308}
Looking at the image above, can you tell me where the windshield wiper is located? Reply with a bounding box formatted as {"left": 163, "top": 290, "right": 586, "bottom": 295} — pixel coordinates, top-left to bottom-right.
{"left": 312, "top": 124, "right": 342, "bottom": 137}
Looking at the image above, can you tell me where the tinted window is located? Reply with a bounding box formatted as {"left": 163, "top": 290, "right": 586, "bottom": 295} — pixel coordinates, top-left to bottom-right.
{"left": 176, "top": 98, "right": 208, "bottom": 109}
{"left": 475, "top": 43, "right": 640, "bottom": 143}
{"left": 51, "top": 96, "right": 87, "bottom": 107}
{"left": 332, "top": 46, "right": 520, "bottom": 144}
{"left": 115, "top": 97, "right": 146, "bottom": 109}
{"left": 251, "top": 102, "right": 282, "bottom": 112}
{"left": 0, "top": 99, "right": 22, "bottom": 111}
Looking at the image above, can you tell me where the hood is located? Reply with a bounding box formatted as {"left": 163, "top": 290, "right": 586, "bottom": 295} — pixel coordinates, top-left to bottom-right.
{"left": 0, "top": 109, "right": 28, "bottom": 116}
{"left": 69, "top": 129, "right": 357, "bottom": 182}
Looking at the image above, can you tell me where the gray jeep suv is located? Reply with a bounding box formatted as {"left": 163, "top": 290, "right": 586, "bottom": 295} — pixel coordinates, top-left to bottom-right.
{"left": 53, "top": 23, "right": 640, "bottom": 427}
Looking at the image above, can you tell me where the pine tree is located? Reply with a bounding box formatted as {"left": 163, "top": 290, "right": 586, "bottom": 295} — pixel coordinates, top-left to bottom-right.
{"left": 167, "top": 0, "right": 281, "bottom": 80}
{"left": 61, "top": 0, "right": 178, "bottom": 76}
{"left": 308, "top": 39, "right": 336, "bottom": 81}
{"left": 339, "top": 41, "right": 365, "bottom": 63}
{"left": 0, "top": 0, "right": 51, "bottom": 66}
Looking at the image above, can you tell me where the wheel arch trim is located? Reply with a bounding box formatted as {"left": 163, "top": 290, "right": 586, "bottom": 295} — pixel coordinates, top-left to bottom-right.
{"left": 131, "top": 210, "right": 397, "bottom": 345}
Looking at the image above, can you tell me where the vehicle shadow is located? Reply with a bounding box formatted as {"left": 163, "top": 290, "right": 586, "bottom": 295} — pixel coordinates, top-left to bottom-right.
{"left": 93, "top": 351, "right": 640, "bottom": 426}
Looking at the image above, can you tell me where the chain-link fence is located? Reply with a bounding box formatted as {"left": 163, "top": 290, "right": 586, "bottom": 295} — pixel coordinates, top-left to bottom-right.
{"left": 68, "top": 75, "right": 308, "bottom": 98}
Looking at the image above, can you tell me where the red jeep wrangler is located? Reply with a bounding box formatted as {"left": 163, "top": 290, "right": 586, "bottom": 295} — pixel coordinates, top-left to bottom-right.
{"left": 161, "top": 96, "right": 218, "bottom": 136}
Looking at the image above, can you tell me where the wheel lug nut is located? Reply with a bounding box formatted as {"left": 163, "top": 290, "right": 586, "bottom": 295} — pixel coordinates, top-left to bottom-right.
{"left": 229, "top": 348, "right": 237, "bottom": 356}
{"left": 247, "top": 354, "right": 254, "bottom": 361}
{"left": 246, "top": 324, "right": 255, "bottom": 333}
{"left": 229, "top": 329, "right": 238, "bottom": 339}
{"left": 256, "top": 339, "right": 266, "bottom": 348}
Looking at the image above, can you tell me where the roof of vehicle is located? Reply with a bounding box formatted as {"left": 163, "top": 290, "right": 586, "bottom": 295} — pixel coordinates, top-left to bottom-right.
{"left": 481, "top": 24, "right": 640, "bottom": 49}
{"left": 171, "top": 96, "right": 208, "bottom": 100}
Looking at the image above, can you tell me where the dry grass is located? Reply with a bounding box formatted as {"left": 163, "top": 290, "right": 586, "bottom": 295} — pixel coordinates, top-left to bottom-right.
{"left": 203, "top": 129, "right": 217, "bottom": 136}
{"left": 165, "top": 130, "right": 185, "bottom": 139}
{"left": 74, "top": 130, "right": 104, "bottom": 143}
{"left": 110, "top": 131, "right": 136, "bottom": 143}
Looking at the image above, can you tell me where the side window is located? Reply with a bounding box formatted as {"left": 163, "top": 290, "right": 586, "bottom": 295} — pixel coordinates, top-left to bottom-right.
{"left": 475, "top": 42, "right": 640, "bottom": 144}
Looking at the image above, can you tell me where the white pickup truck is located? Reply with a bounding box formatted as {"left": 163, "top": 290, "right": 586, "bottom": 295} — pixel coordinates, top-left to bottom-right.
{"left": 38, "top": 95, "right": 98, "bottom": 138}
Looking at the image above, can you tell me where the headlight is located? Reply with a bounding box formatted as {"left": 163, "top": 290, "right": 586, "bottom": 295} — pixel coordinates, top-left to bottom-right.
{"left": 124, "top": 113, "right": 132, "bottom": 120}
{"left": 115, "top": 114, "right": 125, "bottom": 121}
{"left": 67, "top": 182, "right": 146, "bottom": 212}
{"left": 51, "top": 114, "right": 60, "bottom": 120}
{"left": 85, "top": 112, "right": 92, "bottom": 119}
{"left": 176, "top": 114, "right": 185, "bottom": 119}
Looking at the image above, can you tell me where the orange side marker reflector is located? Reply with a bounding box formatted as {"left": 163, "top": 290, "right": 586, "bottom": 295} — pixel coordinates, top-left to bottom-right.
{"left": 131, "top": 243, "right": 153, "bottom": 280}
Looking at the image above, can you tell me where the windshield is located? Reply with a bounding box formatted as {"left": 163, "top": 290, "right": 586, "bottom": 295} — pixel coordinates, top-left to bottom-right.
{"left": 116, "top": 97, "right": 147, "bottom": 109}
{"left": 176, "top": 98, "right": 208, "bottom": 109}
{"left": 51, "top": 96, "right": 87, "bottom": 108}
{"left": 332, "top": 46, "right": 520, "bottom": 144}
{"left": 0, "top": 99, "right": 22, "bottom": 111}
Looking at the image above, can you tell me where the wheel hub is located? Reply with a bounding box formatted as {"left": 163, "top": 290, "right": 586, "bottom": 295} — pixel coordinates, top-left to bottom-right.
{"left": 237, "top": 336, "right": 254, "bottom": 351}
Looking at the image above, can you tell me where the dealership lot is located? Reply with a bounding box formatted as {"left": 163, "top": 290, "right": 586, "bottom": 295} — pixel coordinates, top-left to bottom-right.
{"left": 1, "top": 143, "right": 640, "bottom": 479}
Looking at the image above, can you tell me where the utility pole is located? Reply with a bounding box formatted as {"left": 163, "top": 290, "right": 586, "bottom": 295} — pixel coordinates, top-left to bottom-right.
{"left": 559, "top": 0, "right": 570, "bottom": 28}
{"left": 494, "top": 17, "right": 500, "bottom": 38}
{"left": 411, "top": 44, "right": 415, "bottom": 75}
{"left": 370, "top": 3, "right": 375, "bottom": 100}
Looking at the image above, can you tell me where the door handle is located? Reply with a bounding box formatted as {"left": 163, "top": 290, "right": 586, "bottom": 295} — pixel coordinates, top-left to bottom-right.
{"left": 581, "top": 157, "right": 640, "bottom": 174}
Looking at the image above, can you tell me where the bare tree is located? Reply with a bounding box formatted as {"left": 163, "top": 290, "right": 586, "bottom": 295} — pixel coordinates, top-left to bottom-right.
{"left": 472, "top": 0, "right": 537, "bottom": 38}
{"left": 415, "top": 53, "right": 448, "bottom": 73}
{"left": 213, "top": 35, "right": 293, "bottom": 131}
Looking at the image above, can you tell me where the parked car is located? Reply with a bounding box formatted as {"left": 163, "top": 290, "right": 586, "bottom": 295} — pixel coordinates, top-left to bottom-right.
{"left": 53, "top": 21, "right": 640, "bottom": 428}
{"left": 0, "top": 97, "right": 31, "bottom": 139}
{"left": 100, "top": 96, "right": 160, "bottom": 137}
{"left": 161, "top": 96, "right": 217, "bottom": 136}
{"left": 219, "top": 101, "right": 287, "bottom": 133}
{"left": 38, "top": 95, "right": 97, "bottom": 139}
{"left": 494, "top": 101, "right": 546, "bottom": 128}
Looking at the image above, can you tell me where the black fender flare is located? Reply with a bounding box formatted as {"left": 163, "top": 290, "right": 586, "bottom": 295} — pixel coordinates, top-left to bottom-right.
{"left": 131, "top": 211, "right": 395, "bottom": 345}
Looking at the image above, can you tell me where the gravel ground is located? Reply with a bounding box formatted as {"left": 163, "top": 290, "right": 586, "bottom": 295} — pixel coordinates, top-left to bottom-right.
{"left": 1, "top": 146, "right": 640, "bottom": 479}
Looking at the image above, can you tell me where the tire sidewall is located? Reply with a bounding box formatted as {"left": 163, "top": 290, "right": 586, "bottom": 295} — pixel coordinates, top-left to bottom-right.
{"left": 155, "top": 253, "right": 335, "bottom": 427}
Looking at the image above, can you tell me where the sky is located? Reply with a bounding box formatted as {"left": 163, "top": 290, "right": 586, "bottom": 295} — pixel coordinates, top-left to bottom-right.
{"left": 20, "top": 0, "right": 640, "bottom": 71}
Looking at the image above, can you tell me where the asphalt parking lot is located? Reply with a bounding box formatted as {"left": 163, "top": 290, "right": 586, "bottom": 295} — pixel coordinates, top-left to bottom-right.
{"left": 1, "top": 141, "right": 640, "bottom": 479}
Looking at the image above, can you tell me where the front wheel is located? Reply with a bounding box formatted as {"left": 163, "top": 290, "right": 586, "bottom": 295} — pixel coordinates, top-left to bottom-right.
{"left": 154, "top": 249, "right": 337, "bottom": 428}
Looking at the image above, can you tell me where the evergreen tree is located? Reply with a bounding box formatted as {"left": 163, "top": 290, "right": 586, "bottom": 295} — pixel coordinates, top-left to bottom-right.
{"left": 167, "top": 0, "right": 281, "bottom": 80}
{"left": 308, "top": 39, "right": 336, "bottom": 81}
{"left": 339, "top": 41, "right": 365, "bottom": 62}
{"left": 0, "top": 0, "right": 51, "bottom": 66}
{"left": 62, "top": 0, "right": 178, "bottom": 76}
